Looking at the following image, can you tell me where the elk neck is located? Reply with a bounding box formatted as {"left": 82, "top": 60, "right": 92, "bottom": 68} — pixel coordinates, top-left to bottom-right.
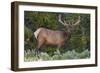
{"left": 62, "top": 30, "right": 72, "bottom": 39}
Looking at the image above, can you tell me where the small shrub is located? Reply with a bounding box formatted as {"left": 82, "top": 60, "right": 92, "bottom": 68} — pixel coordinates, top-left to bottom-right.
{"left": 24, "top": 49, "right": 90, "bottom": 62}
{"left": 79, "top": 49, "right": 90, "bottom": 58}
{"left": 39, "top": 52, "right": 51, "bottom": 61}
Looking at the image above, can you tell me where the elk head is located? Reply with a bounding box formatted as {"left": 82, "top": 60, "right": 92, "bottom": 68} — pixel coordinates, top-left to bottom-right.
{"left": 58, "top": 14, "right": 80, "bottom": 34}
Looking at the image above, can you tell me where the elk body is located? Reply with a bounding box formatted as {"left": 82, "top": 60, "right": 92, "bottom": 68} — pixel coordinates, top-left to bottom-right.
{"left": 28, "top": 15, "right": 80, "bottom": 55}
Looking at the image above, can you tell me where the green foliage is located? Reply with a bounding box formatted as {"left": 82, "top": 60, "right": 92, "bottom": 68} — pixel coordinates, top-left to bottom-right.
{"left": 61, "top": 50, "right": 79, "bottom": 59}
{"left": 79, "top": 49, "right": 90, "bottom": 58}
{"left": 24, "top": 26, "right": 32, "bottom": 41}
{"left": 24, "top": 49, "right": 90, "bottom": 62}
{"left": 39, "top": 52, "right": 51, "bottom": 60}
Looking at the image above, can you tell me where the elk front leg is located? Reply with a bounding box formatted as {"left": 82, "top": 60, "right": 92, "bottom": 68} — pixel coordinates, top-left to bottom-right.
{"left": 56, "top": 45, "right": 62, "bottom": 54}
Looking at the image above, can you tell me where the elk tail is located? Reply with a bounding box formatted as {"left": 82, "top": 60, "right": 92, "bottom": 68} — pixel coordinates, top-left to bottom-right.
{"left": 34, "top": 28, "right": 41, "bottom": 39}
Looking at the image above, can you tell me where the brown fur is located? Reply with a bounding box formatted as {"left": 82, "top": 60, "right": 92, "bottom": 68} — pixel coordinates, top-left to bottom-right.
{"left": 35, "top": 28, "right": 69, "bottom": 49}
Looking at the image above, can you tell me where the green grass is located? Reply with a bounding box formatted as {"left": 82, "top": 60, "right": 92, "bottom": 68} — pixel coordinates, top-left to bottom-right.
{"left": 24, "top": 49, "right": 90, "bottom": 62}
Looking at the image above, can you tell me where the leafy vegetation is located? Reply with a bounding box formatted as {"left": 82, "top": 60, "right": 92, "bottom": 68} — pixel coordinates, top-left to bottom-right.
{"left": 24, "top": 49, "right": 90, "bottom": 61}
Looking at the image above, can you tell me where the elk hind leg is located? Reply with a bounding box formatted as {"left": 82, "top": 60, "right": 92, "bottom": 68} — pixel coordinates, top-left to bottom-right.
{"left": 35, "top": 39, "right": 45, "bottom": 57}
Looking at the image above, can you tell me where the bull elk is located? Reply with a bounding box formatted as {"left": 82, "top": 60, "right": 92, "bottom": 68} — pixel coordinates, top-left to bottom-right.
{"left": 27, "top": 14, "right": 80, "bottom": 56}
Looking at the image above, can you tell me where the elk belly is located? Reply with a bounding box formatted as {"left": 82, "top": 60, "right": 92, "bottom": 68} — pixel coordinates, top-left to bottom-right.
{"left": 45, "top": 33, "right": 65, "bottom": 46}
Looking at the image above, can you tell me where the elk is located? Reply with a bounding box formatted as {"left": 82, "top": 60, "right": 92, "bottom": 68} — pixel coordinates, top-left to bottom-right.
{"left": 27, "top": 14, "right": 80, "bottom": 56}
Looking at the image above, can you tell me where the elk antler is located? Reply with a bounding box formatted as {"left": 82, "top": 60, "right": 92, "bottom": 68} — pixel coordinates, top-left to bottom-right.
{"left": 73, "top": 16, "right": 80, "bottom": 26}
{"left": 58, "top": 14, "right": 69, "bottom": 26}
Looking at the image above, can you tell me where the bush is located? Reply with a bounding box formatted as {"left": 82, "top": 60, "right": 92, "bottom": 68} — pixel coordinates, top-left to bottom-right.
{"left": 24, "top": 49, "right": 90, "bottom": 62}
{"left": 79, "top": 49, "right": 90, "bottom": 58}
{"left": 61, "top": 50, "right": 79, "bottom": 59}
{"left": 39, "top": 52, "right": 51, "bottom": 61}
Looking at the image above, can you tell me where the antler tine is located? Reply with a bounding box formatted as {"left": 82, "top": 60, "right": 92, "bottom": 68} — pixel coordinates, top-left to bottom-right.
{"left": 73, "top": 16, "right": 80, "bottom": 26}
{"left": 58, "top": 14, "right": 69, "bottom": 26}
